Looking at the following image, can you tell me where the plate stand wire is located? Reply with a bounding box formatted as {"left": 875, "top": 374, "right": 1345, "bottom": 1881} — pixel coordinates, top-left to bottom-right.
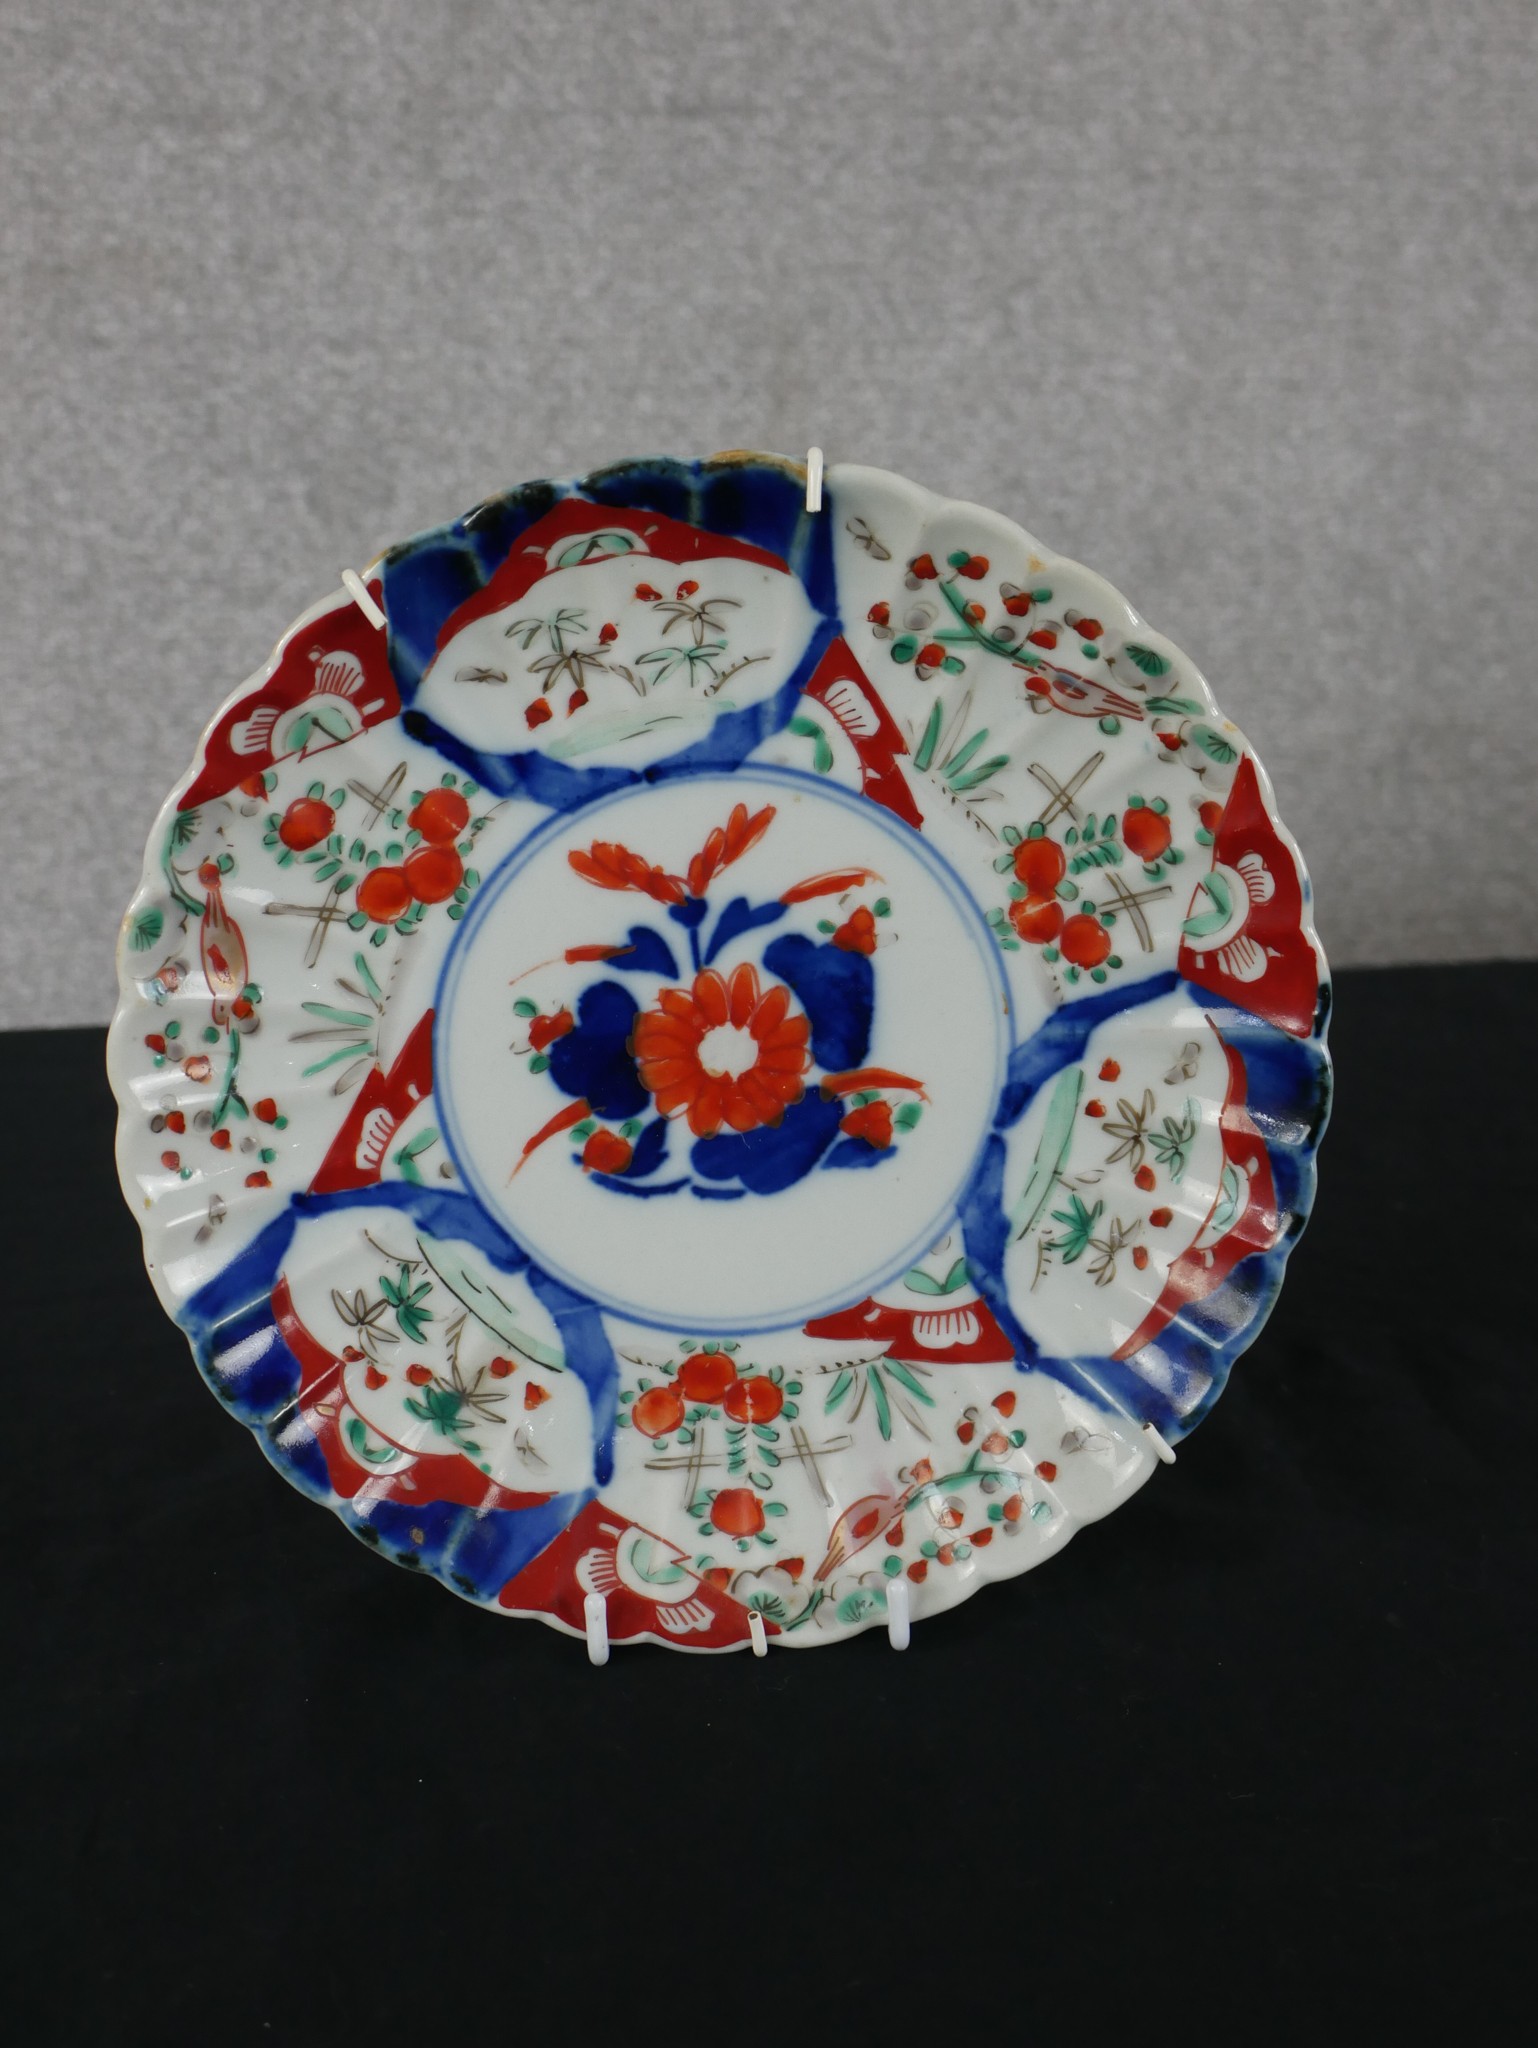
{"left": 583, "top": 1591, "right": 610, "bottom": 1666}
{"left": 805, "top": 445, "right": 823, "bottom": 513}
{"left": 340, "top": 567, "right": 386, "bottom": 631}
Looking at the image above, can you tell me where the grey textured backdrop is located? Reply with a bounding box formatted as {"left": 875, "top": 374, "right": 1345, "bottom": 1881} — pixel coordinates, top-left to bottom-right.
{"left": 3, "top": 0, "right": 1534, "bottom": 1026}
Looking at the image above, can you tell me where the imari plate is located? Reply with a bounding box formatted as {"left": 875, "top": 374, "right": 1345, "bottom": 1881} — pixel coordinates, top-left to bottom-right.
{"left": 109, "top": 455, "right": 1330, "bottom": 1652}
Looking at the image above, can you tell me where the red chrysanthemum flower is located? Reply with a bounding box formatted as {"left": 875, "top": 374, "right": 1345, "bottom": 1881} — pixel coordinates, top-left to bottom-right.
{"left": 632, "top": 963, "right": 811, "bottom": 1138}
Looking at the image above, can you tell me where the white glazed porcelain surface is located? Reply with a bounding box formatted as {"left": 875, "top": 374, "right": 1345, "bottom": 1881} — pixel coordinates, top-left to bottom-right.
{"left": 109, "top": 456, "right": 1329, "bottom": 1650}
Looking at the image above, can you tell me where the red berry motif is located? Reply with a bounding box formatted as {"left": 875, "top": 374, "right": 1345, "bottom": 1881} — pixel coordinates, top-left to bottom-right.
{"left": 1158, "top": 730, "right": 1184, "bottom": 750}
{"left": 1122, "top": 804, "right": 1172, "bottom": 861}
{"left": 910, "top": 554, "right": 937, "bottom": 580}
{"left": 1036, "top": 1461, "right": 1058, "bottom": 1483}
{"left": 1085, "top": 1099, "right": 1106, "bottom": 1118}
{"left": 1099, "top": 1059, "right": 1121, "bottom": 1081}
{"left": 1199, "top": 799, "right": 1225, "bottom": 834}
{"left": 165, "top": 1111, "right": 185, "bottom": 1134}
{"left": 278, "top": 798, "right": 335, "bottom": 851}
{"left": 959, "top": 555, "right": 989, "bottom": 579}
{"left": 1076, "top": 617, "right": 1103, "bottom": 640}
{"left": 210, "top": 1129, "right": 232, "bottom": 1151}
{"left": 528, "top": 1008, "right": 574, "bottom": 1051}
{"left": 488, "top": 1356, "right": 516, "bottom": 1379}
{"left": 1150, "top": 1206, "right": 1173, "bottom": 1228}
{"left": 676, "top": 1352, "right": 737, "bottom": 1404}
{"left": 525, "top": 697, "right": 553, "bottom": 729}
{"left": 406, "top": 1363, "right": 433, "bottom": 1386}
{"left": 254, "top": 1097, "right": 279, "bottom": 1123}
{"left": 409, "top": 787, "right": 470, "bottom": 845}
{"left": 840, "top": 1100, "right": 894, "bottom": 1149}
{"left": 183, "top": 1055, "right": 212, "bottom": 1083}
{"left": 917, "top": 641, "right": 945, "bottom": 668}
{"left": 364, "top": 1365, "right": 388, "bottom": 1390}
{"left": 1002, "top": 1495, "right": 1025, "bottom": 1523}
{"left": 632, "top": 1386, "right": 686, "bottom": 1438}
{"left": 1027, "top": 628, "right": 1057, "bottom": 650}
{"left": 1135, "top": 1164, "right": 1157, "bottom": 1192}
{"left": 1013, "top": 836, "right": 1066, "bottom": 893}
{"left": 867, "top": 601, "right": 890, "bottom": 625}
{"left": 598, "top": 622, "right": 618, "bottom": 644}
{"left": 1009, "top": 895, "right": 1064, "bottom": 944}
{"left": 357, "top": 866, "right": 413, "bottom": 924}
{"left": 676, "top": 580, "right": 699, "bottom": 598}
{"left": 524, "top": 1383, "right": 551, "bottom": 1411}
{"left": 1060, "top": 914, "right": 1112, "bottom": 968}
{"left": 1003, "top": 592, "right": 1033, "bottom": 616}
{"left": 722, "top": 1376, "right": 785, "bottom": 1424}
{"left": 582, "top": 1129, "right": 633, "bottom": 1175}
{"left": 197, "top": 860, "right": 222, "bottom": 888}
{"left": 635, "top": 583, "right": 662, "bottom": 601}
{"left": 908, "top": 1560, "right": 928, "bottom": 1583}
{"left": 1132, "top": 1246, "right": 1150, "bottom": 1270}
{"left": 160, "top": 1150, "right": 180, "bottom": 1171}
{"left": 403, "top": 844, "right": 463, "bottom": 904}
{"left": 566, "top": 689, "right": 588, "bottom": 715}
{"left": 832, "top": 905, "right": 877, "bottom": 954}
{"left": 710, "top": 1488, "right": 765, "bottom": 1537}
{"left": 245, "top": 1170, "right": 270, "bottom": 1189}
{"left": 993, "top": 1391, "right": 1016, "bottom": 1418}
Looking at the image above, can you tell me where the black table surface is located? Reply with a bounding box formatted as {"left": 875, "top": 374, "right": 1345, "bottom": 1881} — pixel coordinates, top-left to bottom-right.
{"left": 6, "top": 963, "right": 1533, "bottom": 2041}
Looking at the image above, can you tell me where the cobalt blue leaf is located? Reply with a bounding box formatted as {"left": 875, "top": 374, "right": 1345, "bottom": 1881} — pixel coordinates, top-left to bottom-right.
{"left": 823, "top": 1136, "right": 896, "bottom": 1172}
{"left": 546, "top": 980, "right": 647, "bottom": 1119}
{"left": 617, "top": 1115, "right": 670, "bottom": 1180}
{"left": 761, "top": 933, "right": 873, "bottom": 1071}
{"left": 704, "top": 895, "right": 788, "bottom": 965}
{"left": 610, "top": 924, "right": 678, "bottom": 978}
{"left": 689, "top": 1091, "right": 843, "bottom": 1194}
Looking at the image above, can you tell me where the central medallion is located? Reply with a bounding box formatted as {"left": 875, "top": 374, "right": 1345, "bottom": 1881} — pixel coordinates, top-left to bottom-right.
{"left": 436, "top": 768, "right": 1009, "bottom": 1332}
